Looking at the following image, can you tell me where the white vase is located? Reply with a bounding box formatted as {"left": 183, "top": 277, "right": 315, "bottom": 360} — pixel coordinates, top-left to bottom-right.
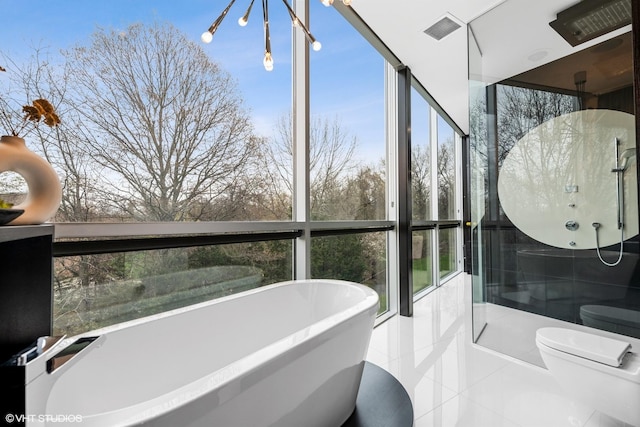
{"left": 0, "top": 135, "right": 62, "bottom": 225}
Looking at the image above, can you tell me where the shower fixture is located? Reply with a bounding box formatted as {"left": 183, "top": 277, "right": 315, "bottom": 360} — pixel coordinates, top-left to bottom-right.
{"left": 550, "top": 0, "right": 632, "bottom": 47}
{"left": 612, "top": 144, "right": 636, "bottom": 230}
{"left": 593, "top": 138, "right": 636, "bottom": 266}
{"left": 614, "top": 147, "right": 636, "bottom": 172}
{"left": 574, "top": 71, "right": 586, "bottom": 110}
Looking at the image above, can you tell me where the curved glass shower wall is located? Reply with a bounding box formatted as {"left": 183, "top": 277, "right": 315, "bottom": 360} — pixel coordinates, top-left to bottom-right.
{"left": 468, "top": 2, "right": 638, "bottom": 366}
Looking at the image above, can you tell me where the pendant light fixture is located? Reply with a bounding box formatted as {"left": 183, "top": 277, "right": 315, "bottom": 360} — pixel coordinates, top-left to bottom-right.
{"left": 201, "top": 0, "right": 352, "bottom": 71}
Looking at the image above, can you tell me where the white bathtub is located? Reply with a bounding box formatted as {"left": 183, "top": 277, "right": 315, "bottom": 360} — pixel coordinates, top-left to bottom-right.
{"left": 27, "top": 279, "right": 379, "bottom": 427}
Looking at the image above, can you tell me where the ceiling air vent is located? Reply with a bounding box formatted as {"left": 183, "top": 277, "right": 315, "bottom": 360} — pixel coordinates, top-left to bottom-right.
{"left": 424, "top": 15, "right": 461, "bottom": 41}
{"left": 550, "top": 0, "right": 632, "bottom": 47}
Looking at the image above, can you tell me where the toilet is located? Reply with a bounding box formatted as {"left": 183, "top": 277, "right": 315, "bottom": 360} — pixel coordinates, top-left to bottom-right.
{"left": 536, "top": 327, "right": 640, "bottom": 426}
{"left": 580, "top": 305, "right": 640, "bottom": 339}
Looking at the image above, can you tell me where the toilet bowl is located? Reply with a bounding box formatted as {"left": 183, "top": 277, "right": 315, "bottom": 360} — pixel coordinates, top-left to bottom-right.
{"left": 536, "top": 327, "right": 640, "bottom": 426}
{"left": 580, "top": 305, "right": 640, "bottom": 339}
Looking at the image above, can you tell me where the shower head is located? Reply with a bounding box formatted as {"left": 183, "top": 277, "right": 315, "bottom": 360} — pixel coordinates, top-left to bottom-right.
{"left": 618, "top": 147, "right": 636, "bottom": 171}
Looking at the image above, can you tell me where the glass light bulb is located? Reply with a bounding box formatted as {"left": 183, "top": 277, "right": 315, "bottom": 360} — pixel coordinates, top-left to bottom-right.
{"left": 238, "top": 17, "right": 248, "bottom": 26}
{"left": 263, "top": 53, "right": 274, "bottom": 71}
{"left": 321, "top": 0, "right": 333, "bottom": 6}
{"left": 292, "top": 18, "right": 300, "bottom": 27}
{"left": 201, "top": 31, "right": 213, "bottom": 44}
{"left": 312, "top": 41, "right": 322, "bottom": 51}
{"left": 342, "top": 0, "right": 352, "bottom": 5}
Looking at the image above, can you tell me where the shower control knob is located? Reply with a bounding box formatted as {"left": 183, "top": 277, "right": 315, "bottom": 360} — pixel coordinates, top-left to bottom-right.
{"left": 565, "top": 220, "right": 579, "bottom": 231}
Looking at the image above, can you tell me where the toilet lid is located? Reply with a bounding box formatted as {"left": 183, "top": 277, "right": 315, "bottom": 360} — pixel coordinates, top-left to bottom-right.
{"left": 536, "top": 327, "right": 632, "bottom": 367}
{"left": 580, "top": 305, "right": 640, "bottom": 328}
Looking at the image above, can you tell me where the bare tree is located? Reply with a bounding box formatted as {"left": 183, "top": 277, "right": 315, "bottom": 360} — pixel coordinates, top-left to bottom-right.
{"left": 342, "top": 164, "right": 385, "bottom": 220}
{"left": 258, "top": 113, "right": 359, "bottom": 220}
{"left": 437, "top": 140, "right": 455, "bottom": 219}
{"left": 411, "top": 144, "right": 431, "bottom": 220}
{"left": 497, "top": 84, "right": 575, "bottom": 165}
{"left": 248, "top": 127, "right": 293, "bottom": 220}
{"left": 0, "top": 57, "right": 29, "bottom": 137}
{"left": 0, "top": 49, "right": 103, "bottom": 220}
{"left": 62, "top": 22, "right": 257, "bottom": 221}
{"left": 307, "top": 116, "right": 357, "bottom": 220}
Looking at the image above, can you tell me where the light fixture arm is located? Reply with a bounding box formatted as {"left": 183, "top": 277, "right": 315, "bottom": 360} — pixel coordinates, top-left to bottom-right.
{"left": 320, "top": 0, "right": 355, "bottom": 6}
{"left": 202, "top": 0, "right": 237, "bottom": 43}
{"left": 281, "top": 0, "right": 321, "bottom": 51}
{"left": 262, "top": 0, "right": 274, "bottom": 71}
{"left": 239, "top": 0, "right": 256, "bottom": 26}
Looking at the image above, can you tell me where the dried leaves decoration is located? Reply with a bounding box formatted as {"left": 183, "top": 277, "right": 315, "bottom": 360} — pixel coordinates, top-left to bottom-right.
{"left": 22, "top": 99, "right": 61, "bottom": 127}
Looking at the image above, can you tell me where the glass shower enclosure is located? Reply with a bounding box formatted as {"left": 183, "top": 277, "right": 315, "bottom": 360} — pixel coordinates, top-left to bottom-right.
{"left": 467, "top": 1, "right": 638, "bottom": 366}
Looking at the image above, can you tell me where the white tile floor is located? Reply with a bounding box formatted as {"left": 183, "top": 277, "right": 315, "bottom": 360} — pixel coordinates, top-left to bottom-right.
{"left": 364, "top": 274, "right": 635, "bottom": 427}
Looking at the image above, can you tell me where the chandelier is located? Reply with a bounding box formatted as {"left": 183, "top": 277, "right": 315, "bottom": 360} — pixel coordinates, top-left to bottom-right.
{"left": 201, "top": 0, "right": 353, "bottom": 71}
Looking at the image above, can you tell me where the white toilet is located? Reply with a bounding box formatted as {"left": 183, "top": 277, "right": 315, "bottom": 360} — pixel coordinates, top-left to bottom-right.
{"left": 536, "top": 327, "right": 640, "bottom": 426}
{"left": 580, "top": 305, "right": 640, "bottom": 339}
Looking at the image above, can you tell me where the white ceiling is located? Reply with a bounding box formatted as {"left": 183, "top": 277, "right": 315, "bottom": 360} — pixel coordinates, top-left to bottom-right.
{"left": 350, "top": 0, "right": 633, "bottom": 135}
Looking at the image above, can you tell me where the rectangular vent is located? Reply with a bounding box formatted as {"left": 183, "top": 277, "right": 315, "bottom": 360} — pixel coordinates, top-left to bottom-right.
{"left": 424, "top": 16, "right": 461, "bottom": 41}
{"left": 550, "top": 0, "right": 631, "bottom": 47}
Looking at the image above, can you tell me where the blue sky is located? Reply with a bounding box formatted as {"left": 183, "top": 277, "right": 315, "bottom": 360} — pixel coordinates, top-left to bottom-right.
{"left": 1, "top": 0, "right": 386, "bottom": 164}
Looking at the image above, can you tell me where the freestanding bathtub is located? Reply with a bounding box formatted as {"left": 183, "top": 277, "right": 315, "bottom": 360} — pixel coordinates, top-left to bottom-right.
{"left": 25, "top": 279, "right": 379, "bottom": 427}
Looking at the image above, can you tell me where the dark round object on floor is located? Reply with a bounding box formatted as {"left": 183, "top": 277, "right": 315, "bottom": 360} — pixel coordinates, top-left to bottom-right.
{"left": 342, "top": 361, "right": 413, "bottom": 427}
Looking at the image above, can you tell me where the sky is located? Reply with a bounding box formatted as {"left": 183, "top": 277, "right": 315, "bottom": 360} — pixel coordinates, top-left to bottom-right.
{"left": 0, "top": 0, "right": 386, "bottom": 164}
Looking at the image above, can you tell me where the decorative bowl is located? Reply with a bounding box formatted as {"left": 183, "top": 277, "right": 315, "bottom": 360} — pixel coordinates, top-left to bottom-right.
{"left": 0, "top": 208, "right": 25, "bottom": 225}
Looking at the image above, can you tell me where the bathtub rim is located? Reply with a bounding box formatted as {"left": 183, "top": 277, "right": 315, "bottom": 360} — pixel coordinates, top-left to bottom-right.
{"left": 44, "top": 279, "right": 380, "bottom": 425}
{"left": 58, "top": 279, "right": 378, "bottom": 340}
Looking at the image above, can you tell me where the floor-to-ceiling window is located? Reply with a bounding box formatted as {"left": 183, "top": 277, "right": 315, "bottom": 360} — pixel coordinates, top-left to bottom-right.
{"left": 0, "top": 0, "right": 398, "bottom": 334}
{"left": 308, "top": 1, "right": 390, "bottom": 314}
{"left": 410, "top": 81, "right": 462, "bottom": 298}
{"left": 1, "top": 3, "right": 294, "bottom": 224}
{"left": 410, "top": 85, "right": 433, "bottom": 294}
{"left": 308, "top": 2, "right": 386, "bottom": 222}
{"left": 1, "top": 0, "right": 464, "bottom": 336}
{"left": 1, "top": 1, "right": 300, "bottom": 335}
{"left": 436, "top": 115, "right": 459, "bottom": 281}
{"left": 437, "top": 116, "right": 456, "bottom": 221}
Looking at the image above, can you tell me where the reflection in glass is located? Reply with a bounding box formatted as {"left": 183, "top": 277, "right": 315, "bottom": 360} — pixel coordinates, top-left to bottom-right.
{"left": 311, "top": 232, "right": 388, "bottom": 314}
{"left": 53, "top": 241, "right": 293, "bottom": 336}
{"left": 412, "top": 230, "right": 433, "bottom": 295}
{"left": 468, "top": 54, "right": 488, "bottom": 342}
{"left": 498, "top": 109, "right": 638, "bottom": 250}
{"left": 439, "top": 228, "right": 457, "bottom": 280}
